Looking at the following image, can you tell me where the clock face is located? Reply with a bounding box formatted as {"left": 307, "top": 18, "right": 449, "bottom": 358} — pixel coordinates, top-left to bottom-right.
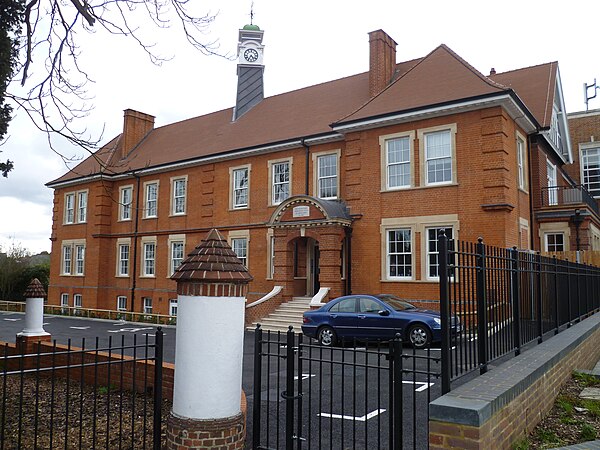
{"left": 243, "top": 48, "right": 259, "bottom": 63}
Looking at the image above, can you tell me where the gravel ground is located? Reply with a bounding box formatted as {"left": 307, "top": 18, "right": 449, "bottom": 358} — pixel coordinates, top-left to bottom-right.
{"left": 525, "top": 373, "right": 600, "bottom": 449}
{"left": 0, "top": 374, "right": 172, "bottom": 449}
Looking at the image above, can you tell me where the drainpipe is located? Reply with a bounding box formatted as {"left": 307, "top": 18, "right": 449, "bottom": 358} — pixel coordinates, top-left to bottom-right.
{"left": 130, "top": 172, "right": 141, "bottom": 313}
{"left": 302, "top": 139, "right": 310, "bottom": 195}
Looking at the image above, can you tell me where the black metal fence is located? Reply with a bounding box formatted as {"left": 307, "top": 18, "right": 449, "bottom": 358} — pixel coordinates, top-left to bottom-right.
{"left": 438, "top": 234, "right": 600, "bottom": 392}
{"left": 250, "top": 326, "right": 440, "bottom": 450}
{"left": 0, "top": 330, "right": 164, "bottom": 449}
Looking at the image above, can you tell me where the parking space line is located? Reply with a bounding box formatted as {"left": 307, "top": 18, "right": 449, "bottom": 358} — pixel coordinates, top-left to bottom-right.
{"left": 318, "top": 408, "right": 386, "bottom": 421}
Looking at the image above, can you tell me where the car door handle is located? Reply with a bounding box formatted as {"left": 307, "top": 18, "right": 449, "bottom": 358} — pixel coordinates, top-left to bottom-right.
{"left": 331, "top": 314, "right": 338, "bottom": 318}
{"left": 358, "top": 315, "right": 366, "bottom": 319}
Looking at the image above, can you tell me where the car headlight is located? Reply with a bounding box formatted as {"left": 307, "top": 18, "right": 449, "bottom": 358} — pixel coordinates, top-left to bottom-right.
{"left": 433, "top": 318, "right": 441, "bottom": 328}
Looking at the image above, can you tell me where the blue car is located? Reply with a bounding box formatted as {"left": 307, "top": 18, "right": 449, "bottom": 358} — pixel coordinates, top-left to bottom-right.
{"left": 301, "top": 294, "right": 460, "bottom": 348}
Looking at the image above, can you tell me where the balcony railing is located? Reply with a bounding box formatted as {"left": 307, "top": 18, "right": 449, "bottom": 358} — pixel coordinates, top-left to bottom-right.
{"left": 540, "top": 184, "right": 599, "bottom": 216}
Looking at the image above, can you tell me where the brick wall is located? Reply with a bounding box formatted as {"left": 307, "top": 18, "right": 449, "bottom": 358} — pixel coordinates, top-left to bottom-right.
{"left": 2, "top": 339, "right": 175, "bottom": 401}
{"left": 48, "top": 105, "right": 538, "bottom": 315}
{"left": 429, "top": 313, "right": 600, "bottom": 449}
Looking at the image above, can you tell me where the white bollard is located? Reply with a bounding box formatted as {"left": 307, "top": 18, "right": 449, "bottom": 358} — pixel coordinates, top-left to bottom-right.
{"left": 18, "top": 278, "right": 50, "bottom": 338}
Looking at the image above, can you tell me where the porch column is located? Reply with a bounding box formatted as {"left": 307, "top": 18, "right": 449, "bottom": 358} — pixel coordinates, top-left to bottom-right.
{"left": 166, "top": 229, "right": 252, "bottom": 450}
{"left": 317, "top": 228, "right": 346, "bottom": 299}
{"left": 17, "top": 278, "right": 51, "bottom": 348}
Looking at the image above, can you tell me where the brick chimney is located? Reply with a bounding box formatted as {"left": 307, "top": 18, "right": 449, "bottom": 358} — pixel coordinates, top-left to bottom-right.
{"left": 369, "top": 30, "right": 397, "bottom": 97}
{"left": 120, "top": 109, "right": 155, "bottom": 159}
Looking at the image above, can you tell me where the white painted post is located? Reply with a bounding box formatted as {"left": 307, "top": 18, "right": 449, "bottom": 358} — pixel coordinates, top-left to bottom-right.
{"left": 167, "top": 228, "right": 253, "bottom": 449}
{"left": 17, "top": 278, "right": 50, "bottom": 338}
{"left": 172, "top": 293, "right": 245, "bottom": 418}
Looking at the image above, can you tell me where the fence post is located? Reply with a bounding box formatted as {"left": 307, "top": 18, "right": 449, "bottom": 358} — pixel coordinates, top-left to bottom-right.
{"left": 476, "top": 238, "right": 488, "bottom": 375}
{"left": 438, "top": 231, "right": 451, "bottom": 394}
{"left": 510, "top": 247, "right": 521, "bottom": 356}
{"left": 577, "top": 261, "right": 582, "bottom": 322}
{"left": 567, "top": 259, "right": 572, "bottom": 327}
{"left": 552, "top": 256, "right": 559, "bottom": 334}
{"left": 392, "top": 335, "right": 403, "bottom": 450}
{"left": 153, "top": 327, "right": 163, "bottom": 450}
{"left": 285, "top": 327, "right": 295, "bottom": 450}
{"left": 536, "top": 253, "right": 543, "bottom": 344}
{"left": 252, "top": 324, "right": 263, "bottom": 450}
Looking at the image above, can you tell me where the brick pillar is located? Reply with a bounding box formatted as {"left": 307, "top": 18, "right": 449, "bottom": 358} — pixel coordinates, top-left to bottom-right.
{"left": 167, "top": 229, "right": 252, "bottom": 450}
{"left": 317, "top": 228, "right": 345, "bottom": 299}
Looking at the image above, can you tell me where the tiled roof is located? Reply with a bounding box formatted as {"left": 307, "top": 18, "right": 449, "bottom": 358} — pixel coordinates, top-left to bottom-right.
{"left": 23, "top": 278, "right": 47, "bottom": 299}
{"left": 47, "top": 45, "right": 558, "bottom": 186}
{"left": 337, "top": 45, "right": 510, "bottom": 125}
{"left": 490, "top": 62, "right": 557, "bottom": 128}
{"left": 171, "top": 229, "right": 253, "bottom": 284}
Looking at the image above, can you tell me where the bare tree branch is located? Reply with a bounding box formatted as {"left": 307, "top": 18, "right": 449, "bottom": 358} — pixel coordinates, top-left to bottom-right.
{"left": 3, "top": 0, "right": 228, "bottom": 176}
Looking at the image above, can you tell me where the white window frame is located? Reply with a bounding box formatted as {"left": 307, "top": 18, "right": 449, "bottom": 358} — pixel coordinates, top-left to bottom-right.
{"left": 117, "top": 296, "right": 127, "bottom": 312}
{"left": 516, "top": 133, "right": 528, "bottom": 192}
{"left": 144, "top": 181, "right": 159, "bottom": 218}
{"left": 380, "top": 132, "right": 414, "bottom": 191}
{"left": 61, "top": 239, "right": 85, "bottom": 276}
{"left": 425, "top": 226, "right": 454, "bottom": 280}
{"left": 77, "top": 191, "right": 88, "bottom": 223}
{"left": 268, "top": 158, "right": 292, "bottom": 206}
{"left": 141, "top": 237, "right": 157, "bottom": 277}
{"left": 74, "top": 244, "right": 85, "bottom": 276}
{"left": 580, "top": 144, "right": 600, "bottom": 197}
{"left": 62, "top": 245, "right": 72, "bottom": 275}
{"left": 73, "top": 294, "right": 82, "bottom": 308}
{"left": 539, "top": 223, "right": 570, "bottom": 252}
{"left": 229, "top": 230, "right": 250, "bottom": 268}
{"left": 119, "top": 185, "right": 133, "bottom": 221}
{"left": 168, "top": 234, "right": 186, "bottom": 276}
{"left": 230, "top": 165, "right": 250, "bottom": 209}
{"left": 418, "top": 124, "right": 457, "bottom": 187}
{"left": 171, "top": 176, "right": 187, "bottom": 216}
{"left": 169, "top": 299, "right": 178, "bottom": 317}
{"left": 60, "top": 293, "right": 69, "bottom": 307}
{"left": 544, "top": 232, "right": 565, "bottom": 252}
{"left": 116, "top": 238, "right": 131, "bottom": 277}
{"left": 385, "top": 228, "right": 413, "bottom": 280}
{"left": 313, "top": 151, "right": 340, "bottom": 199}
{"left": 143, "top": 297, "right": 153, "bottom": 314}
{"left": 64, "top": 193, "right": 75, "bottom": 224}
{"left": 546, "top": 159, "right": 558, "bottom": 206}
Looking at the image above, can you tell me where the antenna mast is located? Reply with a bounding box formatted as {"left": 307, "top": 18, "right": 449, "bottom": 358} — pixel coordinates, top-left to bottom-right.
{"left": 584, "top": 78, "right": 599, "bottom": 112}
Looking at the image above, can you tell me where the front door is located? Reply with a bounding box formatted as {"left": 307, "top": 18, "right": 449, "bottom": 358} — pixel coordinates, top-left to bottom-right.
{"left": 307, "top": 240, "right": 320, "bottom": 296}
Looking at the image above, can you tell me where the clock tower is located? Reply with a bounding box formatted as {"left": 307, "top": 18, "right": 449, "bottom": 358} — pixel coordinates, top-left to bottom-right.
{"left": 233, "top": 24, "right": 265, "bottom": 121}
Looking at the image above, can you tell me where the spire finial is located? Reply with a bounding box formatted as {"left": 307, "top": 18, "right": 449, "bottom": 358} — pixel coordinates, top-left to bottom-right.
{"left": 250, "top": 1, "right": 254, "bottom": 25}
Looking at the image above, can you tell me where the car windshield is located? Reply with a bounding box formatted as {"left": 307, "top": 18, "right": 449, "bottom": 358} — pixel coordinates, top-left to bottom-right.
{"left": 376, "top": 295, "right": 417, "bottom": 311}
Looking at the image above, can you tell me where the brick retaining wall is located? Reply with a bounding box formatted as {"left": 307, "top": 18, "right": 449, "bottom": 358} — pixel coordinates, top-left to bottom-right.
{"left": 429, "top": 314, "right": 600, "bottom": 449}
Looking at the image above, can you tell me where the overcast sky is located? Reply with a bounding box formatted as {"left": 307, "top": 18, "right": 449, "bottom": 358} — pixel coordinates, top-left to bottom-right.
{"left": 0, "top": 0, "right": 598, "bottom": 254}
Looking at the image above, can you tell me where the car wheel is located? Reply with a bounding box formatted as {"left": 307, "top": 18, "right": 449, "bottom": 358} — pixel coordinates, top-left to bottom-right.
{"left": 318, "top": 326, "right": 337, "bottom": 347}
{"left": 407, "top": 324, "right": 431, "bottom": 349}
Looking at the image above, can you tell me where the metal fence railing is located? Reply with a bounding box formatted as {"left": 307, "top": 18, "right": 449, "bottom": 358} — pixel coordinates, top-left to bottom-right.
{"left": 438, "top": 233, "right": 600, "bottom": 393}
{"left": 0, "top": 300, "right": 177, "bottom": 325}
{"left": 0, "top": 329, "right": 164, "bottom": 449}
{"left": 540, "top": 184, "right": 599, "bottom": 215}
{"left": 250, "top": 326, "right": 440, "bottom": 450}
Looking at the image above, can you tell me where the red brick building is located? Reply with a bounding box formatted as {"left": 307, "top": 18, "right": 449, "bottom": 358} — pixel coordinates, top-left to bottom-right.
{"left": 46, "top": 26, "right": 594, "bottom": 316}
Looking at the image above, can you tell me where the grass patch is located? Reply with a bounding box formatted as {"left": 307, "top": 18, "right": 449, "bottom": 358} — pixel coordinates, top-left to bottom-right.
{"left": 581, "top": 422, "right": 597, "bottom": 441}
{"left": 574, "top": 371, "right": 600, "bottom": 387}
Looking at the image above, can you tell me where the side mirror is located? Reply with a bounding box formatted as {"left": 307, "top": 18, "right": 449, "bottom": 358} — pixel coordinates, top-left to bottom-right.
{"left": 378, "top": 310, "right": 390, "bottom": 316}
